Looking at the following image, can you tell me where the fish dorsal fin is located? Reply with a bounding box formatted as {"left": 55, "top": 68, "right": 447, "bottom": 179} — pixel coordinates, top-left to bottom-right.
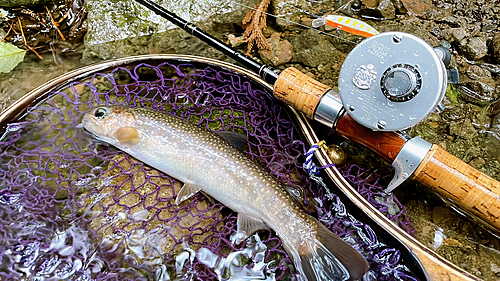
{"left": 215, "top": 131, "right": 247, "bottom": 151}
{"left": 175, "top": 182, "right": 202, "bottom": 205}
{"left": 233, "top": 213, "right": 269, "bottom": 244}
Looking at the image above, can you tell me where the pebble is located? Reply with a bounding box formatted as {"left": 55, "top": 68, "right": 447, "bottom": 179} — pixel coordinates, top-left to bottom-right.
{"left": 466, "top": 65, "right": 492, "bottom": 80}
{"left": 491, "top": 32, "right": 500, "bottom": 63}
{"left": 377, "top": 0, "right": 396, "bottom": 19}
{"left": 443, "top": 27, "right": 467, "bottom": 43}
{"left": 460, "top": 81, "right": 496, "bottom": 105}
{"left": 464, "top": 37, "right": 488, "bottom": 60}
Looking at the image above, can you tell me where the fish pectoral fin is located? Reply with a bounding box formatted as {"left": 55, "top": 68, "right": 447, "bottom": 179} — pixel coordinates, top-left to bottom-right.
{"left": 234, "top": 213, "right": 269, "bottom": 244}
{"left": 215, "top": 131, "right": 247, "bottom": 151}
{"left": 175, "top": 182, "right": 203, "bottom": 205}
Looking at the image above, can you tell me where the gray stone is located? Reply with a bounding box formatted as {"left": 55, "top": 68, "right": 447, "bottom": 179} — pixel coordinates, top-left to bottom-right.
{"left": 463, "top": 36, "right": 488, "bottom": 60}
{"left": 290, "top": 29, "right": 335, "bottom": 68}
{"left": 83, "top": 0, "right": 260, "bottom": 60}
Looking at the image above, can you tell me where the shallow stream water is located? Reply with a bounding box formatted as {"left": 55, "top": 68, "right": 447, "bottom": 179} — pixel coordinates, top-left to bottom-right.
{"left": 1, "top": 0, "right": 500, "bottom": 280}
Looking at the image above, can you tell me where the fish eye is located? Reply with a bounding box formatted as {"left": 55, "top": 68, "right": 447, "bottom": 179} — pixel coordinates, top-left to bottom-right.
{"left": 94, "top": 107, "right": 110, "bottom": 119}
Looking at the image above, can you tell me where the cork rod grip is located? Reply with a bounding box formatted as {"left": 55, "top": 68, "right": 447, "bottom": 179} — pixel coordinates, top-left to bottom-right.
{"left": 413, "top": 145, "right": 500, "bottom": 230}
{"left": 273, "top": 67, "right": 331, "bottom": 119}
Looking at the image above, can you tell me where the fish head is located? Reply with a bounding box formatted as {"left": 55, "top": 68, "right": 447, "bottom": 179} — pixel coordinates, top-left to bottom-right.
{"left": 82, "top": 106, "right": 140, "bottom": 146}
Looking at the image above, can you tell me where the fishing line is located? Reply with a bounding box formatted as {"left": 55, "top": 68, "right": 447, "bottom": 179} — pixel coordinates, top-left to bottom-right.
{"left": 225, "top": 0, "right": 358, "bottom": 45}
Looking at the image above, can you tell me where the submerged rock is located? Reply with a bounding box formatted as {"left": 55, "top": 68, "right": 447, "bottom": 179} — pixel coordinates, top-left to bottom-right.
{"left": 85, "top": 154, "right": 222, "bottom": 265}
{"left": 449, "top": 118, "right": 478, "bottom": 139}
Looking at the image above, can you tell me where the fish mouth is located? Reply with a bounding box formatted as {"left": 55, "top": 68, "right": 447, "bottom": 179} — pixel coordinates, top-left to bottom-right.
{"left": 81, "top": 114, "right": 102, "bottom": 140}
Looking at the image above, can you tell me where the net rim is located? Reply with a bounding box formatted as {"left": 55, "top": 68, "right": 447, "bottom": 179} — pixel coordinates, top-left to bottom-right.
{"left": 0, "top": 54, "right": 473, "bottom": 281}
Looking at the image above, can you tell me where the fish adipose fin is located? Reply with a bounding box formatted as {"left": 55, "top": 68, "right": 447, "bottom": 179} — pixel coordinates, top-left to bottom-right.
{"left": 175, "top": 182, "right": 203, "bottom": 205}
{"left": 215, "top": 131, "right": 247, "bottom": 151}
{"left": 232, "top": 213, "right": 270, "bottom": 244}
{"left": 287, "top": 219, "right": 369, "bottom": 281}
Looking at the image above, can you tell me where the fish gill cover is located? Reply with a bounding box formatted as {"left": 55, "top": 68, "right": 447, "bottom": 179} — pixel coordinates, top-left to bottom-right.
{"left": 0, "top": 60, "right": 415, "bottom": 280}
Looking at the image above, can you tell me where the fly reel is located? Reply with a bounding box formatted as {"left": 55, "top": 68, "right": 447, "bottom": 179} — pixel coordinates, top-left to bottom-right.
{"left": 338, "top": 32, "right": 447, "bottom": 131}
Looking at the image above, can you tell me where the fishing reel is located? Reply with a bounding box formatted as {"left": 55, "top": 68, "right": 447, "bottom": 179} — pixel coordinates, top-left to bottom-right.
{"left": 338, "top": 32, "right": 450, "bottom": 131}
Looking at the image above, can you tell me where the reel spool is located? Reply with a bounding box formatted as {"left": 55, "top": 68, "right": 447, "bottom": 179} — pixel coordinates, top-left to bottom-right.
{"left": 338, "top": 32, "right": 447, "bottom": 131}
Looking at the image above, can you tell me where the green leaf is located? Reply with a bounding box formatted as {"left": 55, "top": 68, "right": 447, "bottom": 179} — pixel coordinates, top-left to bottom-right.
{"left": 0, "top": 42, "right": 26, "bottom": 73}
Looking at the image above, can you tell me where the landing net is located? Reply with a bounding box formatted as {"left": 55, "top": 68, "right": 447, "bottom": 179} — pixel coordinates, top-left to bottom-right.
{"left": 0, "top": 60, "right": 416, "bottom": 280}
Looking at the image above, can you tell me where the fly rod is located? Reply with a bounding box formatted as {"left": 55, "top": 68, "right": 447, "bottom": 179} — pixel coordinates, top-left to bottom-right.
{"left": 134, "top": 0, "right": 500, "bottom": 232}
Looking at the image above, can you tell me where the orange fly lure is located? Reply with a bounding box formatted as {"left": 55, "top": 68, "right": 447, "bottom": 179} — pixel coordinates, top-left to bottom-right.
{"left": 312, "top": 15, "right": 379, "bottom": 37}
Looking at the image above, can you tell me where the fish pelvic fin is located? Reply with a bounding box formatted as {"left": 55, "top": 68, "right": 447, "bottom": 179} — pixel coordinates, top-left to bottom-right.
{"left": 232, "top": 213, "right": 270, "bottom": 244}
{"left": 175, "top": 182, "right": 202, "bottom": 205}
{"left": 286, "top": 218, "right": 369, "bottom": 281}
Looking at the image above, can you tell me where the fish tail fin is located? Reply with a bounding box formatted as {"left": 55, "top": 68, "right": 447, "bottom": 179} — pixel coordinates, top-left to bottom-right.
{"left": 291, "top": 218, "right": 369, "bottom": 281}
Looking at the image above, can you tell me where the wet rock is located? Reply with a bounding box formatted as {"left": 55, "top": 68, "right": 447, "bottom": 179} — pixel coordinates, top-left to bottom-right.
{"left": 463, "top": 37, "right": 488, "bottom": 60}
{"left": 359, "top": 0, "right": 395, "bottom": 19}
{"left": 436, "top": 15, "right": 464, "bottom": 28}
{"left": 399, "top": 0, "right": 442, "bottom": 19}
{"left": 376, "top": 0, "right": 396, "bottom": 19}
{"left": 491, "top": 32, "right": 500, "bottom": 63}
{"left": 480, "top": 63, "right": 500, "bottom": 76}
{"left": 290, "top": 29, "right": 336, "bottom": 68}
{"left": 449, "top": 118, "right": 477, "bottom": 139}
{"left": 258, "top": 33, "right": 293, "bottom": 67}
{"left": 272, "top": 0, "right": 309, "bottom": 30}
{"left": 83, "top": 0, "right": 260, "bottom": 60}
{"left": 362, "top": 0, "right": 378, "bottom": 8}
{"left": 442, "top": 28, "right": 467, "bottom": 43}
{"left": 0, "top": 0, "right": 53, "bottom": 7}
{"left": 466, "top": 65, "right": 492, "bottom": 80}
{"left": 459, "top": 80, "right": 496, "bottom": 106}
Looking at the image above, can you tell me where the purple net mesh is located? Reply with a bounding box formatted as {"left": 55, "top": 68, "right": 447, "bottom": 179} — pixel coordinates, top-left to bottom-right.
{"left": 0, "top": 60, "right": 417, "bottom": 281}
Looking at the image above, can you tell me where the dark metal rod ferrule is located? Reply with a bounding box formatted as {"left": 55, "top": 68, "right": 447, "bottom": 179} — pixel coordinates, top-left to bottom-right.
{"left": 134, "top": 0, "right": 280, "bottom": 84}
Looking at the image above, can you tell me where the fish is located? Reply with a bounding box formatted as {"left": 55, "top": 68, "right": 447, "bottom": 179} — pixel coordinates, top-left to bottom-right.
{"left": 82, "top": 106, "right": 369, "bottom": 281}
{"left": 312, "top": 15, "right": 378, "bottom": 37}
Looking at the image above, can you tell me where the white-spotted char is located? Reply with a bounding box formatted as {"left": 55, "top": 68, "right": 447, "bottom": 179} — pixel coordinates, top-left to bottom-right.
{"left": 82, "top": 106, "right": 369, "bottom": 281}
